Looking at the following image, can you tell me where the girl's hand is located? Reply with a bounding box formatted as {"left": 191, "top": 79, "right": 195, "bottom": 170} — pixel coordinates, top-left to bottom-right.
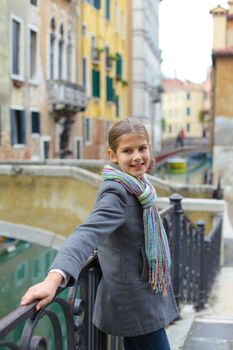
{"left": 20, "top": 272, "right": 63, "bottom": 310}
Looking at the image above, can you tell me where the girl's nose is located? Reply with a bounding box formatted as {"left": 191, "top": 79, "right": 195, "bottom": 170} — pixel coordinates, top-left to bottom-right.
{"left": 133, "top": 152, "right": 141, "bottom": 161}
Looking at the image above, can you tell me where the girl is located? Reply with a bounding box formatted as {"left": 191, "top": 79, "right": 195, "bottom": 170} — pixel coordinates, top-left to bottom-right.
{"left": 21, "top": 118, "right": 179, "bottom": 350}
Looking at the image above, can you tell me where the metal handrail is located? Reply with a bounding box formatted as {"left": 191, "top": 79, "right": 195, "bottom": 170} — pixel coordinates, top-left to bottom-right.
{"left": 0, "top": 195, "right": 223, "bottom": 349}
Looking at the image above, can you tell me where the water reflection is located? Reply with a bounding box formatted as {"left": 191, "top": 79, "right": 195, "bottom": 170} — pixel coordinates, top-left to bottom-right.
{"left": 0, "top": 240, "right": 70, "bottom": 349}
{"left": 154, "top": 157, "right": 212, "bottom": 185}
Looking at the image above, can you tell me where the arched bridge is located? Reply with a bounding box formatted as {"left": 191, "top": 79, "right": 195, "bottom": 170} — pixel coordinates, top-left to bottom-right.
{"left": 155, "top": 144, "right": 211, "bottom": 166}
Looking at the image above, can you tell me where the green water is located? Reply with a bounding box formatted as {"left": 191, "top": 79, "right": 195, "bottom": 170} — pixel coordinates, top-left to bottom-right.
{"left": 0, "top": 241, "right": 70, "bottom": 349}
{"left": 155, "top": 157, "right": 212, "bottom": 185}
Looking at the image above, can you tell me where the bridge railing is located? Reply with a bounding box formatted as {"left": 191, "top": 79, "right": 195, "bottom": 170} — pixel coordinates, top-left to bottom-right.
{"left": 0, "top": 194, "right": 223, "bottom": 349}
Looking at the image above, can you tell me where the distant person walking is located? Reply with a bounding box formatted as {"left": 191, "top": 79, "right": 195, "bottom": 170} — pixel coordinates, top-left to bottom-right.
{"left": 175, "top": 128, "right": 185, "bottom": 148}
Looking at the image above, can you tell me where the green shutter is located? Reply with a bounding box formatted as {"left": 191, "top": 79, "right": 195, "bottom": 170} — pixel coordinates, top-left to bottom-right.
{"left": 92, "top": 69, "right": 100, "bottom": 98}
{"left": 106, "top": 76, "right": 114, "bottom": 102}
{"left": 115, "top": 95, "right": 119, "bottom": 117}
{"left": 116, "top": 55, "right": 122, "bottom": 78}
{"left": 94, "top": 0, "right": 101, "bottom": 9}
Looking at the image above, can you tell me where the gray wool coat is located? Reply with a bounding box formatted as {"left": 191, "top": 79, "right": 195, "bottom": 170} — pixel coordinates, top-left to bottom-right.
{"left": 50, "top": 180, "right": 179, "bottom": 337}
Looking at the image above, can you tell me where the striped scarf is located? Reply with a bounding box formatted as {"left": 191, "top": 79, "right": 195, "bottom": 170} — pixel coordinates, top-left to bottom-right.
{"left": 102, "top": 164, "right": 171, "bottom": 294}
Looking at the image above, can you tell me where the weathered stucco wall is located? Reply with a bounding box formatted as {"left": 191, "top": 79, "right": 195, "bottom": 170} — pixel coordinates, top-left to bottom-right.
{"left": 0, "top": 175, "right": 97, "bottom": 237}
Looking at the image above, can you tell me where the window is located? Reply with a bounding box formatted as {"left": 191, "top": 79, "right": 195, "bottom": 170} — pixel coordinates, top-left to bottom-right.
{"left": 105, "top": 47, "right": 112, "bottom": 70}
{"left": 83, "top": 57, "right": 88, "bottom": 92}
{"left": 29, "top": 28, "right": 38, "bottom": 80}
{"left": 76, "top": 138, "right": 82, "bottom": 159}
{"left": 31, "top": 111, "right": 40, "bottom": 134}
{"left": 84, "top": 118, "right": 91, "bottom": 143}
{"left": 50, "top": 18, "right": 56, "bottom": 79}
{"left": 116, "top": 54, "right": 122, "bottom": 79}
{"left": 106, "top": 76, "right": 114, "bottom": 102}
{"left": 169, "top": 125, "right": 172, "bottom": 134}
{"left": 67, "top": 32, "right": 72, "bottom": 81}
{"left": 92, "top": 69, "right": 100, "bottom": 97}
{"left": 58, "top": 24, "right": 64, "bottom": 79}
{"left": 91, "top": 36, "right": 99, "bottom": 62}
{"left": 87, "top": 0, "right": 101, "bottom": 9}
{"left": 30, "top": 0, "right": 38, "bottom": 5}
{"left": 186, "top": 123, "right": 190, "bottom": 132}
{"left": 43, "top": 140, "right": 50, "bottom": 159}
{"left": 105, "top": 0, "right": 110, "bottom": 20}
{"left": 187, "top": 92, "right": 191, "bottom": 100}
{"left": 10, "top": 109, "right": 26, "bottom": 145}
{"left": 115, "top": 2, "right": 119, "bottom": 33}
{"left": 82, "top": 24, "right": 87, "bottom": 36}
{"left": 121, "top": 11, "right": 125, "bottom": 39}
{"left": 115, "top": 95, "right": 119, "bottom": 117}
{"left": 186, "top": 107, "right": 191, "bottom": 116}
{"left": 11, "top": 18, "right": 21, "bottom": 75}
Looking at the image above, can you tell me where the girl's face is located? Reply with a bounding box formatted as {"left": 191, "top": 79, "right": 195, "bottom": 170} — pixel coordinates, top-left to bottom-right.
{"left": 108, "top": 133, "right": 151, "bottom": 178}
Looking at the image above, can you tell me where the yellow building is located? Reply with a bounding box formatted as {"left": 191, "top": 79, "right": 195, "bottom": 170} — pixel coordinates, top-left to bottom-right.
{"left": 75, "top": 0, "right": 130, "bottom": 159}
{"left": 161, "top": 79, "right": 205, "bottom": 143}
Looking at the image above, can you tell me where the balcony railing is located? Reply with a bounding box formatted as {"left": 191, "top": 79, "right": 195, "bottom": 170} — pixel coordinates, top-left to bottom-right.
{"left": 0, "top": 194, "right": 223, "bottom": 349}
{"left": 48, "top": 80, "right": 87, "bottom": 113}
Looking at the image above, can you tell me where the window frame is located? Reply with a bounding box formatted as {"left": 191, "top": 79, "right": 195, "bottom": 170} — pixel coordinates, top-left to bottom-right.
{"left": 84, "top": 117, "right": 92, "bottom": 145}
{"left": 28, "top": 24, "right": 39, "bottom": 83}
{"left": 10, "top": 106, "right": 26, "bottom": 147}
{"left": 30, "top": 109, "right": 40, "bottom": 134}
{"left": 10, "top": 15, "right": 24, "bottom": 80}
{"left": 75, "top": 136, "right": 83, "bottom": 159}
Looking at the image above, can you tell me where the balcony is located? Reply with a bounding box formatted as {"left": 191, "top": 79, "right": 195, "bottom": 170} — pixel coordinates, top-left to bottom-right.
{"left": 47, "top": 80, "right": 87, "bottom": 114}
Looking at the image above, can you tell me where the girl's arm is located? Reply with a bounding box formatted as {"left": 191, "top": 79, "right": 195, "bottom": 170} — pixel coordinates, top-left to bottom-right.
{"left": 21, "top": 181, "right": 127, "bottom": 309}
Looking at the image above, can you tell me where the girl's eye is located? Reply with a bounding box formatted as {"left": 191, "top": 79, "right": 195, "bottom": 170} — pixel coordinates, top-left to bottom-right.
{"left": 123, "top": 149, "right": 129, "bottom": 153}
{"left": 140, "top": 146, "right": 147, "bottom": 151}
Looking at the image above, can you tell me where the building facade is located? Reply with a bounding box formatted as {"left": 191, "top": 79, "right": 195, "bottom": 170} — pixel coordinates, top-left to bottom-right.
{"left": 0, "top": 0, "right": 86, "bottom": 160}
{"left": 161, "top": 79, "right": 205, "bottom": 143}
{"left": 211, "top": 2, "right": 233, "bottom": 188}
{"left": 75, "top": 0, "right": 129, "bottom": 159}
{"left": 130, "top": 0, "right": 163, "bottom": 153}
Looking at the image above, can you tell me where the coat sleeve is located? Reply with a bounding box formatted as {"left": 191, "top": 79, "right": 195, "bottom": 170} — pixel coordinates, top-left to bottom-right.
{"left": 49, "top": 181, "right": 127, "bottom": 283}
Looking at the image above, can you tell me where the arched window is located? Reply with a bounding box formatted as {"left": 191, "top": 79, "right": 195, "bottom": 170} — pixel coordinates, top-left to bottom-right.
{"left": 67, "top": 30, "right": 72, "bottom": 81}
{"left": 58, "top": 24, "right": 64, "bottom": 80}
{"left": 50, "top": 18, "right": 56, "bottom": 79}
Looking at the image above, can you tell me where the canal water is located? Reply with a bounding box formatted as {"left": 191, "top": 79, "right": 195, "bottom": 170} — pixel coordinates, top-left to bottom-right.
{"left": 0, "top": 240, "right": 70, "bottom": 348}
{"left": 154, "top": 156, "right": 212, "bottom": 185}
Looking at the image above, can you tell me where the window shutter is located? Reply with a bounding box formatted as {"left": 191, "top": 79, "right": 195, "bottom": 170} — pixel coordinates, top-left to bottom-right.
{"left": 92, "top": 69, "right": 100, "bottom": 98}
{"left": 105, "top": 0, "right": 110, "bottom": 20}
{"left": 116, "top": 55, "right": 122, "bottom": 78}
{"left": 96, "top": 70, "right": 100, "bottom": 97}
{"left": 95, "top": 0, "right": 101, "bottom": 9}
{"left": 106, "top": 76, "right": 114, "bottom": 101}
{"left": 10, "top": 109, "right": 15, "bottom": 145}
{"left": 115, "top": 95, "right": 119, "bottom": 117}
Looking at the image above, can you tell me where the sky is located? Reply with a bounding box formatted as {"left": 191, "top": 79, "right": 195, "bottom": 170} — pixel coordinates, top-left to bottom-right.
{"left": 159, "top": 0, "right": 229, "bottom": 83}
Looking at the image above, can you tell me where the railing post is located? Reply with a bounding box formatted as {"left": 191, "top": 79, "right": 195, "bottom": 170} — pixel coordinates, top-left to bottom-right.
{"left": 169, "top": 193, "right": 183, "bottom": 308}
{"left": 196, "top": 220, "right": 206, "bottom": 310}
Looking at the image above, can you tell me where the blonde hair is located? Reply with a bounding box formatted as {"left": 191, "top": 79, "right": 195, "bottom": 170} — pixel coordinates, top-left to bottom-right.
{"left": 108, "top": 118, "right": 150, "bottom": 152}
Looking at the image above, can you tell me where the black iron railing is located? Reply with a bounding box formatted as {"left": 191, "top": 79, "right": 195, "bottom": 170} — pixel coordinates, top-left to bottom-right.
{"left": 0, "top": 194, "right": 223, "bottom": 349}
